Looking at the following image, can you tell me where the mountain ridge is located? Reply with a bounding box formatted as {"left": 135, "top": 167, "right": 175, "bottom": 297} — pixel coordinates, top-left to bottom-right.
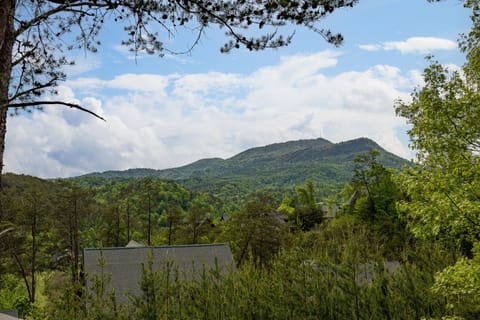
{"left": 79, "top": 137, "right": 397, "bottom": 178}
{"left": 75, "top": 137, "right": 408, "bottom": 199}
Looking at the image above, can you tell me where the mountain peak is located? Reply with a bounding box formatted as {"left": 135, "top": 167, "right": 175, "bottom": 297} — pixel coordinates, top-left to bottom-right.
{"left": 74, "top": 137, "right": 407, "bottom": 197}
{"left": 229, "top": 137, "right": 333, "bottom": 162}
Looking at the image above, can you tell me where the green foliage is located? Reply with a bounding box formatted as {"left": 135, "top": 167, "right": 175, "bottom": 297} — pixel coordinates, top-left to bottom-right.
{"left": 0, "top": 173, "right": 227, "bottom": 318}
{"left": 0, "top": 170, "right": 464, "bottom": 319}
{"left": 294, "top": 179, "right": 324, "bottom": 230}
{"left": 277, "top": 196, "right": 295, "bottom": 220}
{"left": 0, "top": 175, "right": 62, "bottom": 304}
{"left": 346, "top": 151, "right": 409, "bottom": 258}
{"left": 222, "top": 193, "right": 287, "bottom": 268}
{"left": 296, "top": 179, "right": 317, "bottom": 207}
{"left": 48, "top": 282, "right": 86, "bottom": 320}
{"left": 131, "top": 257, "right": 159, "bottom": 320}
{"left": 394, "top": 3, "right": 480, "bottom": 319}
{"left": 102, "top": 220, "right": 451, "bottom": 320}
{"left": 75, "top": 137, "right": 407, "bottom": 206}
{"left": 161, "top": 205, "right": 184, "bottom": 246}
{"left": 183, "top": 194, "right": 215, "bottom": 244}
{"left": 0, "top": 274, "right": 28, "bottom": 310}
{"left": 351, "top": 150, "right": 399, "bottom": 219}
{"left": 394, "top": 54, "right": 480, "bottom": 246}
{"left": 0, "top": 137, "right": 470, "bottom": 320}
{"left": 432, "top": 242, "right": 480, "bottom": 319}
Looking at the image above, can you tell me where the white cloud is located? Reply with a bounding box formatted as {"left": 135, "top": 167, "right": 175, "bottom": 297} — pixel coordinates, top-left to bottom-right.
{"left": 109, "top": 74, "right": 172, "bottom": 92}
{"left": 5, "top": 51, "right": 420, "bottom": 178}
{"left": 384, "top": 37, "right": 457, "bottom": 54}
{"left": 68, "top": 74, "right": 173, "bottom": 92}
{"left": 64, "top": 54, "right": 102, "bottom": 76}
{"left": 442, "top": 63, "right": 463, "bottom": 74}
{"left": 360, "top": 37, "right": 457, "bottom": 54}
{"left": 358, "top": 44, "right": 381, "bottom": 51}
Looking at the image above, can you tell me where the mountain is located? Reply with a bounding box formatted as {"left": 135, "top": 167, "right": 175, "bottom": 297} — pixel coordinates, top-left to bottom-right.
{"left": 75, "top": 137, "right": 408, "bottom": 200}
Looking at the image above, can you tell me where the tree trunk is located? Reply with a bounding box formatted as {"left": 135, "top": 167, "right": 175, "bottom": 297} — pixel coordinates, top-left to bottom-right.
{"left": 115, "top": 206, "right": 120, "bottom": 247}
{"left": 192, "top": 222, "right": 198, "bottom": 244}
{"left": 126, "top": 199, "right": 131, "bottom": 242}
{"left": 0, "top": 106, "right": 7, "bottom": 187}
{"left": 73, "top": 198, "right": 79, "bottom": 285}
{"left": 13, "top": 251, "right": 32, "bottom": 302}
{"left": 147, "top": 194, "right": 151, "bottom": 246}
{"left": 31, "top": 197, "right": 38, "bottom": 303}
{"left": 168, "top": 219, "right": 173, "bottom": 245}
{"left": 0, "top": 0, "right": 15, "bottom": 186}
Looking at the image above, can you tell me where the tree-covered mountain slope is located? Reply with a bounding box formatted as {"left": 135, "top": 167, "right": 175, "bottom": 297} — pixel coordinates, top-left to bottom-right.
{"left": 75, "top": 137, "right": 409, "bottom": 199}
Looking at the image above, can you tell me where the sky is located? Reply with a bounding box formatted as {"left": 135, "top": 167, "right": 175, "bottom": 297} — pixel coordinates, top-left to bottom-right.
{"left": 5, "top": 0, "right": 472, "bottom": 178}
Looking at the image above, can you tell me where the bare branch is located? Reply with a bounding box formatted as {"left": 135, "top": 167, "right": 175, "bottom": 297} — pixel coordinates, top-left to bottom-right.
{"left": 47, "top": 0, "right": 72, "bottom": 4}
{"left": 164, "top": 25, "right": 205, "bottom": 56}
{"left": 12, "top": 250, "right": 33, "bottom": 302}
{"left": 12, "top": 40, "right": 40, "bottom": 67}
{"left": 9, "top": 77, "right": 59, "bottom": 102}
{"left": 4, "top": 101, "right": 106, "bottom": 121}
{"left": 0, "top": 227, "right": 15, "bottom": 238}
{"left": 15, "top": 1, "right": 112, "bottom": 38}
{"left": 187, "top": 0, "right": 249, "bottom": 47}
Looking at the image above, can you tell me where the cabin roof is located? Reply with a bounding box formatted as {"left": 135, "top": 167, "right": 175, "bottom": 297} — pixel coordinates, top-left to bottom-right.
{"left": 0, "top": 311, "right": 22, "bottom": 320}
{"left": 83, "top": 243, "right": 234, "bottom": 303}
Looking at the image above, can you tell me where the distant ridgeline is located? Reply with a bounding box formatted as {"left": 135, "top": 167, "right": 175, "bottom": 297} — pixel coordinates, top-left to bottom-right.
{"left": 73, "top": 137, "right": 409, "bottom": 200}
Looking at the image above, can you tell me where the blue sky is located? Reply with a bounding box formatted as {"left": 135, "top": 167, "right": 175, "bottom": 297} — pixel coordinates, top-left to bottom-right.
{"left": 5, "top": 0, "right": 471, "bottom": 178}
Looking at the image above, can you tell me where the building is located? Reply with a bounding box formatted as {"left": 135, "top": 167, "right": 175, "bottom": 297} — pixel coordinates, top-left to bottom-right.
{"left": 0, "top": 311, "right": 22, "bottom": 320}
{"left": 83, "top": 242, "right": 234, "bottom": 303}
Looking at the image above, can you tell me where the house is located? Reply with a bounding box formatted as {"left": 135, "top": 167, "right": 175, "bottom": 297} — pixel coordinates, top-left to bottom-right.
{"left": 319, "top": 202, "right": 340, "bottom": 220}
{"left": 0, "top": 311, "right": 22, "bottom": 320}
{"left": 269, "top": 212, "right": 289, "bottom": 224}
{"left": 355, "top": 260, "right": 401, "bottom": 284}
{"left": 83, "top": 242, "right": 235, "bottom": 303}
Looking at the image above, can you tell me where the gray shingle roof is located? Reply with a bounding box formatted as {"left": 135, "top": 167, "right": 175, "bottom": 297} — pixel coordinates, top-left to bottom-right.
{"left": 83, "top": 243, "right": 234, "bottom": 303}
{"left": 0, "top": 312, "right": 21, "bottom": 320}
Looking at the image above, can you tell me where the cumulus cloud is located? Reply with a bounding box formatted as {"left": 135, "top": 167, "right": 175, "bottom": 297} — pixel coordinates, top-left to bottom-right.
{"left": 360, "top": 37, "right": 457, "bottom": 54}
{"left": 358, "top": 44, "right": 381, "bottom": 52}
{"left": 5, "top": 50, "right": 422, "bottom": 178}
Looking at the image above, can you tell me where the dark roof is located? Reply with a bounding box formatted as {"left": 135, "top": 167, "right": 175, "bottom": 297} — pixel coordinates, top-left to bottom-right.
{"left": 83, "top": 243, "right": 234, "bottom": 303}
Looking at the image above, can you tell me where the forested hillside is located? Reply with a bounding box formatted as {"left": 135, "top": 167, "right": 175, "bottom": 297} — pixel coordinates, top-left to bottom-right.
{"left": 75, "top": 137, "right": 407, "bottom": 205}
{"left": 2, "top": 0, "right": 480, "bottom": 318}
{"left": 1, "top": 130, "right": 478, "bottom": 319}
{"left": 0, "top": 146, "right": 469, "bottom": 319}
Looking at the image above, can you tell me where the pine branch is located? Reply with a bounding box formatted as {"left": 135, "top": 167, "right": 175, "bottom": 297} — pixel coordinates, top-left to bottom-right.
{"left": 15, "top": 1, "right": 113, "bottom": 38}
{"left": 3, "top": 101, "right": 106, "bottom": 121}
